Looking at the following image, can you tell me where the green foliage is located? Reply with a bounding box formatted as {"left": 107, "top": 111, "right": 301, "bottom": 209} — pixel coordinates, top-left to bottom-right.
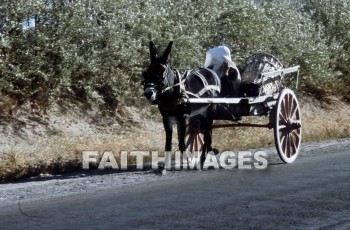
{"left": 302, "top": 0, "right": 350, "bottom": 98}
{"left": 0, "top": 0, "right": 349, "bottom": 112}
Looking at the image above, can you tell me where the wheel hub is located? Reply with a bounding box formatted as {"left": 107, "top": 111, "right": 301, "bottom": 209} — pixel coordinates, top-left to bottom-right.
{"left": 286, "top": 119, "right": 301, "bottom": 132}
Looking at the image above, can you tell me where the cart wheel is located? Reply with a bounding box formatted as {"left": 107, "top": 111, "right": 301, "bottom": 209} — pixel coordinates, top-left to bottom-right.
{"left": 185, "top": 120, "right": 204, "bottom": 160}
{"left": 274, "top": 89, "right": 302, "bottom": 163}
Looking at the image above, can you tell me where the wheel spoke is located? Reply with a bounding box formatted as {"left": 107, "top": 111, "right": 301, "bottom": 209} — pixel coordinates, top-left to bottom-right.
{"left": 286, "top": 133, "right": 290, "bottom": 157}
{"left": 186, "top": 133, "right": 193, "bottom": 147}
{"left": 284, "top": 95, "right": 289, "bottom": 119}
{"left": 290, "top": 134, "right": 297, "bottom": 155}
{"left": 290, "top": 99, "right": 297, "bottom": 119}
{"left": 288, "top": 94, "right": 293, "bottom": 118}
{"left": 283, "top": 100, "right": 289, "bottom": 121}
{"left": 279, "top": 112, "right": 288, "bottom": 123}
{"left": 195, "top": 134, "right": 204, "bottom": 159}
{"left": 281, "top": 98, "right": 288, "bottom": 120}
{"left": 282, "top": 133, "right": 287, "bottom": 155}
{"left": 185, "top": 133, "right": 193, "bottom": 148}
{"left": 280, "top": 128, "right": 286, "bottom": 142}
{"left": 194, "top": 135, "right": 199, "bottom": 152}
{"left": 291, "top": 130, "right": 301, "bottom": 144}
{"left": 198, "top": 134, "right": 204, "bottom": 146}
{"left": 189, "top": 134, "right": 195, "bottom": 153}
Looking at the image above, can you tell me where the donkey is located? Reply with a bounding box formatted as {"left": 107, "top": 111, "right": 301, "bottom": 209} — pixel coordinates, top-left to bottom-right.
{"left": 142, "top": 41, "right": 221, "bottom": 168}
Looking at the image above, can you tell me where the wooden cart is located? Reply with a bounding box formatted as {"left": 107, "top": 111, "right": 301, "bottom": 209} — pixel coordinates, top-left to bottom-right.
{"left": 183, "top": 54, "right": 301, "bottom": 163}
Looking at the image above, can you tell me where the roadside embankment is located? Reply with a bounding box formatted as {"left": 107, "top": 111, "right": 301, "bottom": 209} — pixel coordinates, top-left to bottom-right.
{"left": 0, "top": 96, "right": 349, "bottom": 181}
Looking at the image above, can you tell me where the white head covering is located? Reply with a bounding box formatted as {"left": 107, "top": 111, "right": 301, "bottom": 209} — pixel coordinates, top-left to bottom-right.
{"left": 204, "top": 46, "right": 240, "bottom": 80}
{"left": 204, "top": 46, "right": 238, "bottom": 70}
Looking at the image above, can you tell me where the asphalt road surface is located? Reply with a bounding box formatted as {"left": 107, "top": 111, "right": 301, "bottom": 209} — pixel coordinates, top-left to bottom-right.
{"left": 0, "top": 140, "right": 350, "bottom": 229}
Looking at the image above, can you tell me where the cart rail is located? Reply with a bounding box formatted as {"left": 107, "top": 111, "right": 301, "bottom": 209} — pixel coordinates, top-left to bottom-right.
{"left": 182, "top": 94, "right": 278, "bottom": 105}
{"left": 260, "top": 65, "right": 299, "bottom": 78}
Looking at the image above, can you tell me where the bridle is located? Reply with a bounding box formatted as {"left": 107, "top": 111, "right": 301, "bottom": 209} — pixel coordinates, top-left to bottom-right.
{"left": 143, "top": 64, "right": 183, "bottom": 95}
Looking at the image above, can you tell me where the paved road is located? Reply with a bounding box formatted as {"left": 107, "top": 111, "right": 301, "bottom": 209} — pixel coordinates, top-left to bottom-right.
{"left": 1, "top": 148, "right": 350, "bottom": 229}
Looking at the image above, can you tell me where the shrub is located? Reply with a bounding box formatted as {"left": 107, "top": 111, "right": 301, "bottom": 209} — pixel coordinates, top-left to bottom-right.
{"left": 0, "top": 0, "right": 349, "bottom": 113}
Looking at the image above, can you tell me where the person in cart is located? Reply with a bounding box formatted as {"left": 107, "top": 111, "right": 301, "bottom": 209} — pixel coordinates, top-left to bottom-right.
{"left": 204, "top": 46, "right": 241, "bottom": 98}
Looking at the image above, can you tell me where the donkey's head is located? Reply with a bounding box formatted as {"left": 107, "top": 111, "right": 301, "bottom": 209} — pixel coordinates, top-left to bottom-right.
{"left": 142, "top": 41, "right": 173, "bottom": 104}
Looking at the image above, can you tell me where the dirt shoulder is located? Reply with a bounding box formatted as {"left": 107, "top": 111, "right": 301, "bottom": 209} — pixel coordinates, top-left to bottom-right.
{"left": 0, "top": 96, "right": 349, "bottom": 181}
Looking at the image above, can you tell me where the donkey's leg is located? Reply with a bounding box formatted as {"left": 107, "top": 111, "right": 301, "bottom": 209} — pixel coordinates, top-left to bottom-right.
{"left": 201, "top": 119, "right": 214, "bottom": 168}
{"left": 177, "top": 120, "right": 187, "bottom": 153}
{"left": 163, "top": 116, "right": 173, "bottom": 152}
{"left": 204, "top": 118, "right": 214, "bottom": 151}
{"left": 156, "top": 116, "right": 173, "bottom": 172}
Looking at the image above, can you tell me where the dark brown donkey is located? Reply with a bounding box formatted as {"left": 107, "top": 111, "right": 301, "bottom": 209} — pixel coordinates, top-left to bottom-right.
{"left": 142, "top": 41, "right": 221, "bottom": 168}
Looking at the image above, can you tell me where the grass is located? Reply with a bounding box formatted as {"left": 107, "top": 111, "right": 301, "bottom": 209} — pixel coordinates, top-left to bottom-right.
{"left": 212, "top": 96, "right": 350, "bottom": 151}
{"left": 0, "top": 148, "right": 82, "bottom": 181}
{"left": 0, "top": 96, "right": 349, "bottom": 182}
{"left": 0, "top": 117, "right": 165, "bottom": 181}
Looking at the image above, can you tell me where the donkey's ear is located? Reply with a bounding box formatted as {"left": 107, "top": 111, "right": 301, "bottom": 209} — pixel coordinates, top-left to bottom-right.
{"left": 160, "top": 41, "right": 173, "bottom": 63}
{"left": 149, "top": 41, "right": 157, "bottom": 63}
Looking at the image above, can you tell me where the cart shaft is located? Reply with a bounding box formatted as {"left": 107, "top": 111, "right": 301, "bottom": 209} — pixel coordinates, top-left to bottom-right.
{"left": 212, "top": 123, "right": 272, "bottom": 129}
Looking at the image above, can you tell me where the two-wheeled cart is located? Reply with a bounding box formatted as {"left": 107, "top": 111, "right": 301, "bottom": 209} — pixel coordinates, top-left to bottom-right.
{"left": 183, "top": 54, "right": 302, "bottom": 163}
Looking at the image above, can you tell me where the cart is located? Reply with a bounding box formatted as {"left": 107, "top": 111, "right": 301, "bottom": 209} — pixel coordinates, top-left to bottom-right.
{"left": 183, "top": 53, "right": 302, "bottom": 164}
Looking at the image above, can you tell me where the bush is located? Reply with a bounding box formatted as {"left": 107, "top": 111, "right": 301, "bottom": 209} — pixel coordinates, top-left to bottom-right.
{"left": 0, "top": 0, "right": 349, "bottom": 113}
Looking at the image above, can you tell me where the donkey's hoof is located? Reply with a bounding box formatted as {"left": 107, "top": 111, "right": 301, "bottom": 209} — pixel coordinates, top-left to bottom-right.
{"left": 207, "top": 148, "right": 220, "bottom": 155}
{"left": 160, "top": 168, "right": 166, "bottom": 175}
{"left": 155, "top": 162, "right": 166, "bottom": 175}
{"left": 212, "top": 148, "right": 220, "bottom": 155}
{"left": 154, "top": 168, "right": 166, "bottom": 175}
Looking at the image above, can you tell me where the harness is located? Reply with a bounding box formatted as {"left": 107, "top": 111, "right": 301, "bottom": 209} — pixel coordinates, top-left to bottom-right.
{"left": 161, "top": 68, "right": 185, "bottom": 94}
{"left": 184, "top": 68, "right": 221, "bottom": 98}
{"left": 162, "top": 66, "right": 221, "bottom": 100}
